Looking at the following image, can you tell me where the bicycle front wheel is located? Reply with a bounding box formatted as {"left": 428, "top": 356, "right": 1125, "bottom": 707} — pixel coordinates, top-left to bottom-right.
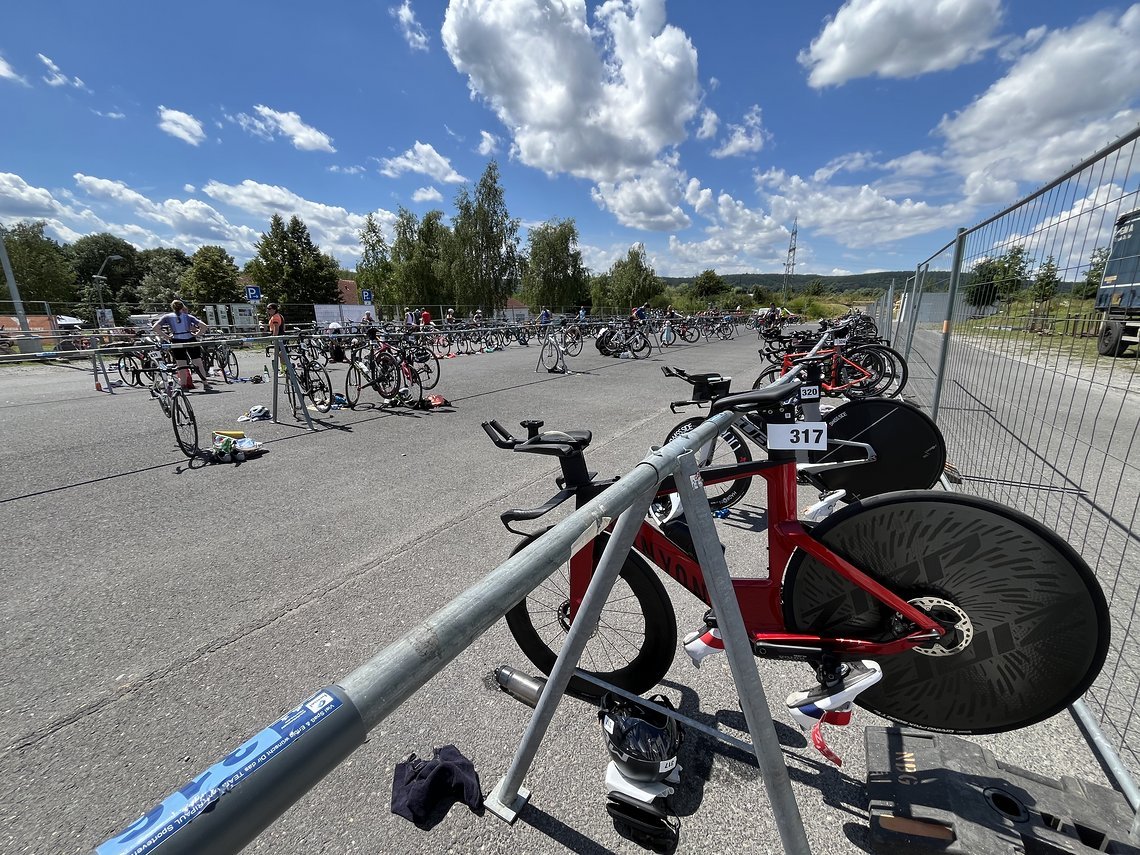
{"left": 783, "top": 491, "right": 1109, "bottom": 734}
{"left": 171, "top": 391, "right": 198, "bottom": 457}
{"left": 539, "top": 340, "right": 562, "bottom": 371}
{"left": 307, "top": 364, "right": 333, "bottom": 413}
{"left": 663, "top": 418, "right": 753, "bottom": 510}
{"left": 504, "top": 530, "right": 677, "bottom": 701}
{"left": 224, "top": 349, "right": 240, "bottom": 383}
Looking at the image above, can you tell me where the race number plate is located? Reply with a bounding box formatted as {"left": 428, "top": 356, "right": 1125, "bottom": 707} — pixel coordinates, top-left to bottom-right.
{"left": 767, "top": 422, "right": 828, "bottom": 450}
{"left": 799, "top": 384, "right": 820, "bottom": 401}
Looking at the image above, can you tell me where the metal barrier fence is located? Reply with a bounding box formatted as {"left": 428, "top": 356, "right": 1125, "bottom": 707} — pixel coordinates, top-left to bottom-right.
{"left": 894, "top": 125, "right": 1140, "bottom": 793}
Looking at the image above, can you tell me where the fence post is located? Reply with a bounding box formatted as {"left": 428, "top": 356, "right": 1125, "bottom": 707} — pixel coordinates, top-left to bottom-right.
{"left": 930, "top": 228, "right": 967, "bottom": 423}
{"left": 903, "top": 263, "right": 927, "bottom": 361}
{"left": 884, "top": 278, "right": 895, "bottom": 344}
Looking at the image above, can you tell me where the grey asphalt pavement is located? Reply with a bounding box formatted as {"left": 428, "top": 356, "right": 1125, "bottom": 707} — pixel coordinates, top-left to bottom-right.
{"left": 0, "top": 332, "right": 1115, "bottom": 854}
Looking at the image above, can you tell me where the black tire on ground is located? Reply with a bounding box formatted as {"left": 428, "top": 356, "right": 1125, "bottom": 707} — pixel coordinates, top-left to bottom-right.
{"left": 1097, "top": 321, "right": 1129, "bottom": 357}
{"left": 344, "top": 364, "right": 363, "bottom": 408}
{"left": 504, "top": 530, "right": 677, "bottom": 700}
{"left": 171, "top": 392, "right": 198, "bottom": 457}
{"left": 782, "top": 491, "right": 1110, "bottom": 734}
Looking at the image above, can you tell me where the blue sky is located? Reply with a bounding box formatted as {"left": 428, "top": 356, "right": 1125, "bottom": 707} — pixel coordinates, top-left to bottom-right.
{"left": 2, "top": 0, "right": 1139, "bottom": 278}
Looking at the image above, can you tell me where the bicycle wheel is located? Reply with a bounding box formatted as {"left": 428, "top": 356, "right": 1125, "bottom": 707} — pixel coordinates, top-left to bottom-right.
{"left": 807, "top": 398, "right": 945, "bottom": 500}
{"left": 117, "top": 354, "right": 142, "bottom": 387}
{"left": 631, "top": 331, "right": 652, "bottom": 357}
{"left": 171, "top": 391, "right": 198, "bottom": 457}
{"left": 845, "top": 345, "right": 907, "bottom": 399}
{"left": 344, "top": 364, "right": 364, "bottom": 408}
{"left": 374, "top": 352, "right": 401, "bottom": 398}
{"left": 539, "top": 340, "right": 562, "bottom": 371}
{"left": 782, "top": 491, "right": 1110, "bottom": 734}
{"left": 224, "top": 349, "right": 240, "bottom": 383}
{"left": 663, "top": 418, "right": 753, "bottom": 510}
{"left": 681, "top": 325, "right": 700, "bottom": 344}
{"left": 504, "top": 530, "right": 677, "bottom": 701}
{"left": 563, "top": 328, "right": 583, "bottom": 357}
{"left": 414, "top": 349, "right": 441, "bottom": 390}
{"left": 307, "top": 364, "right": 333, "bottom": 413}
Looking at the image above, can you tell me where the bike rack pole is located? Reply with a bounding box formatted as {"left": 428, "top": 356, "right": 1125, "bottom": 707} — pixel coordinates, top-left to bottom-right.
{"left": 486, "top": 481, "right": 657, "bottom": 822}
{"left": 930, "top": 228, "right": 967, "bottom": 424}
{"left": 673, "top": 450, "right": 813, "bottom": 855}
{"left": 273, "top": 339, "right": 315, "bottom": 431}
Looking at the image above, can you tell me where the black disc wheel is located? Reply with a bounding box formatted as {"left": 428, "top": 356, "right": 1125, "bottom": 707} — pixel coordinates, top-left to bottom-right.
{"left": 782, "top": 491, "right": 1110, "bottom": 734}
{"left": 663, "top": 418, "right": 753, "bottom": 510}
{"left": 171, "top": 392, "right": 198, "bottom": 457}
{"left": 504, "top": 530, "right": 677, "bottom": 700}
{"left": 808, "top": 398, "right": 945, "bottom": 500}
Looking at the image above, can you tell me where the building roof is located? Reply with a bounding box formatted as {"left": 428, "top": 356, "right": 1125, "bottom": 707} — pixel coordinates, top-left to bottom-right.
{"left": 338, "top": 279, "right": 357, "bottom": 304}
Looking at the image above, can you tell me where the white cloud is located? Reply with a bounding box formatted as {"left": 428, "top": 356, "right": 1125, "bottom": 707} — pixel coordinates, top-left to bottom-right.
{"left": 202, "top": 178, "right": 395, "bottom": 260}
{"left": 711, "top": 105, "right": 767, "bottom": 159}
{"left": 232, "top": 105, "right": 336, "bottom": 152}
{"left": 37, "top": 53, "right": 88, "bottom": 90}
{"left": 695, "top": 108, "right": 718, "bottom": 141}
{"left": 591, "top": 161, "right": 691, "bottom": 231}
{"left": 183, "top": 184, "right": 196, "bottom": 193}
{"left": 442, "top": 0, "right": 700, "bottom": 183}
{"left": 477, "top": 130, "right": 499, "bottom": 155}
{"left": 379, "top": 141, "right": 466, "bottom": 183}
{"left": 391, "top": 0, "right": 430, "bottom": 51}
{"left": 157, "top": 106, "right": 206, "bottom": 146}
{"left": 757, "top": 167, "right": 970, "bottom": 247}
{"left": 938, "top": 6, "right": 1140, "bottom": 202}
{"left": 93, "top": 109, "right": 126, "bottom": 120}
{"left": 328, "top": 164, "right": 365, "bottom": 175}
{"left": 412, "top": 186, "right": 444, "bottom": 203}
{"left": 0, "top": 55, "right": 27, "bottom": 85}
{"left": 812, "top": 151, "right": 877, "bottom": 183}
{"left": 665, "top": 184, "right": 788, "bottom": 274}
{"left": 799, "top": 0, "right": 1003, "bottom": 88}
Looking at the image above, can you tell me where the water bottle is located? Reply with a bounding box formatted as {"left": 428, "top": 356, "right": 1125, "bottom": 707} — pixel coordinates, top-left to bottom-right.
{"left": 494, "top": 665, "right": 547, "bottom": 707}
{"left": 713, "top": 508, "right": 730, "bottom": 519}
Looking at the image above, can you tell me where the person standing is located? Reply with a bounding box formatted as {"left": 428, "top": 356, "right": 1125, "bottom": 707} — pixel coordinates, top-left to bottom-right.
{"left": 420, "top": 307, "right": 432, "bottom": 328}
{"left": 153, "top": 300, "right": 211, "bottom": 391}
{"left": 578, "top": 305, "right": 587, "bottom": 323}
{"left": 267, "top": 303, "right": 285, "bottom": 336}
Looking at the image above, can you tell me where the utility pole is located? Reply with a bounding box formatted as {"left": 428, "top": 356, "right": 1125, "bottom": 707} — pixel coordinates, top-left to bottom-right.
{"left": 781, "top": 218, "right": 798, "bottom": 305}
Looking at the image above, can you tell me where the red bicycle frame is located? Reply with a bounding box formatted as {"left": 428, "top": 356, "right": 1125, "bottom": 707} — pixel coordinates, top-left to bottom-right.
{"left": 779, "top": 345, "right": 871, "bottom": 396}
{"left": 566, "top": 453, "right": 946, "bottom": 657}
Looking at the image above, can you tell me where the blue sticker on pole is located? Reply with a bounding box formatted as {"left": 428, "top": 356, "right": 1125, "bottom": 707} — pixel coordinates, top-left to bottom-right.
{"left": 245, "top": 285, "right": 262, "bottom": 303}
{"left": 95, "top": 689, "right": 342, "bottom": 855}
{"left": 361, "top": 289, "right": 373, "bottom": 304}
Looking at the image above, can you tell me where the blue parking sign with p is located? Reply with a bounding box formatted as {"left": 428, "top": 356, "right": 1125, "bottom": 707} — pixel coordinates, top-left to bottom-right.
{"left": 246, "top": 286, "right": 262, "bottom": 302}
{"left": 361, "top": 289, "right": 373, "bottom": 304}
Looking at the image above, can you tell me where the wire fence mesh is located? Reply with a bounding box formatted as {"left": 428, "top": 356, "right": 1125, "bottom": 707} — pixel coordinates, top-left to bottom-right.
{"left": 900, "top": 126, "right": 1140, "bottom": 781}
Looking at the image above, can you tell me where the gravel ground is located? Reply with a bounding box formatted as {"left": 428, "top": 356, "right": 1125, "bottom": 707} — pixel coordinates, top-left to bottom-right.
{"left": 0, "top": 333, "right": 1120, "bottom": 854}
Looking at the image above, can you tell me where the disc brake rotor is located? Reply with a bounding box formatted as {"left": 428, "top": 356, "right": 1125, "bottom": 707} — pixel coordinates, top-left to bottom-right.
{"left": 908, "top": 596, "right": 974, "bottom": 657}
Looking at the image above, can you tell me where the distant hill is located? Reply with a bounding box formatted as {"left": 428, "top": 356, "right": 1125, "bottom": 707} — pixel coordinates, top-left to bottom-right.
{"left": 659, "top": 271, "right": 915, "bottom": 293}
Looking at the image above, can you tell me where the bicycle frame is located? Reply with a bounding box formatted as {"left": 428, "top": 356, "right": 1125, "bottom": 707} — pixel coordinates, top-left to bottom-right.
{"left": 780, "top": 345, "right": 871, "bottom": 395}
{"left": 564, "top": 450, "right": 946, "bottom": 660}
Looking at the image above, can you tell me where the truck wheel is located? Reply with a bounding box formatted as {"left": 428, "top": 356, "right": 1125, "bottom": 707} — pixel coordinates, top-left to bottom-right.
{"left": 1097, "top": 321, "right": 1129, "bottom": 357}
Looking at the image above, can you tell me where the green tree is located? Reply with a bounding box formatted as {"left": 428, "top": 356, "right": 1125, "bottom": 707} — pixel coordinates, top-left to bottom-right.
{"left": 1074, "top": 246, "right": 1109, "bottom": 299}
{"left": 451, "top": 161, "right": 520, "bottom": 312}
{"left": 0, "top": 221, "right": 76, "bottom": 307}
{"left": 605, "top": 244, "right": 662, "bottom": 309}
{"left": 520, "top": 218, "right": 587, "bottom": 310}
{"left": 965, "top": 257, "right": 1001, "bottom": 307}
{"left": 180, "top": 246, "right": 242, "bottom": 306}
{"left": 389, "top": 207, "right": 453, "bottom": 309}
{"left": 69, "top": 233, "right": 140, "bottom": 322}
{"left": 692, "top": 268, "right": 726, "bottom": 299}
{"left": 137, "top": 247, "right": 191, "bottom": 311}
{"left": 1030, "top": 255, "right": 1060, "bottom": 303}
{"left": 997, "top": 244, "right": 1032, "bottom": 299}
{"left": 804, "top": 278, "right": 826, "bottom": 297}
{"left": 244, "top": 214, "right": 341, "bottom": 319}
{"left": 356, "top": 213, "right": 393, "bottom": 306}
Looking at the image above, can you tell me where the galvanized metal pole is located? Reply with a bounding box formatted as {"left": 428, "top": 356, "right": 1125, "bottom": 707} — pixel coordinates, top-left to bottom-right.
{"left": 0, "top": 227, "right": 32, "bottom": 334}
{"left": 673, "top": 451, "right": 812, "bottom": 855}
{"left": 930, "top": 228, "right": 967, "bottom": 423}
{"left": 903, "top": 263, "right": 927, "bottom": 361}
{"left": 884, "top": 278, "right": 896, "bottom": 345}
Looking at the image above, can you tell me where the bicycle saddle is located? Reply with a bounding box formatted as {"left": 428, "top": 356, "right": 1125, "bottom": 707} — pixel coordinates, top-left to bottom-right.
{"left": 709, "top": 380, "right": 802, "bottom": 414}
